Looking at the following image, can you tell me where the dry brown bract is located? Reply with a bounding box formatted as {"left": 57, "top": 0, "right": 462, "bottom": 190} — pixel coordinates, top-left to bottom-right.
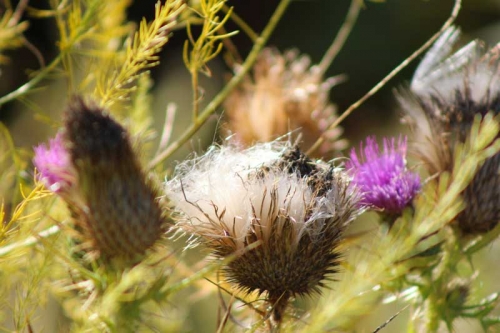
{"left": 224, "top": 48, "right": 347, "bottom": 157}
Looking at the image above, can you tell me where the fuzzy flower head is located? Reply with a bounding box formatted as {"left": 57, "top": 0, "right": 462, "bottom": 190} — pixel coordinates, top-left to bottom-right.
{"left": 346, "top": 136, "right": 421, "bottom": 215}
{"left": 399, "top": 26, "right": 500, "bottom": 234}
{"left": 223, "top": 48, "right": 347, "bottom": 156}
{"left": 33, "top": 132, "right": 75, "bottom": 193}
{"left": 166, "top": 142, "right": 360, "bottom": 323}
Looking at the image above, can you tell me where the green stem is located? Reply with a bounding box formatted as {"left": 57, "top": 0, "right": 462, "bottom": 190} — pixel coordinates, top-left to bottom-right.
{"left": 423, "top": 228, "right": 461, "bottom": 332}
{"left": 0, "top": 55, "right": 62, "bottom": 107}
{"left": 317, "top": 0, "right": 362, "bottom": 77}
{"left": 191, "top": 69, "right": 200, "bottom": 120}
{"left": 222, "top": 4, "right": 258, "bottom": 42}
{"left": 149, "top": 0, "right": 292, "bottom": 169}
{"left": 424, "top": 294, "right": 441, "bottom": 332}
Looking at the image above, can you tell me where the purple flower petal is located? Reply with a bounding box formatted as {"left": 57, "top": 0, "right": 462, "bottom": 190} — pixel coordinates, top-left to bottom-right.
{"left": 346, "top": 136, "right": 421, "bottom": 214}
{"left": 33, "top": 132, "right": 74, "bottom": 192}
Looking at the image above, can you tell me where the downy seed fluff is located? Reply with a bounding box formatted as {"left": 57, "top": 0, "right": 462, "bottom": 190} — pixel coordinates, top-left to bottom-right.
{"left": 166, "top": 141, "right": 361, "bottom": 321}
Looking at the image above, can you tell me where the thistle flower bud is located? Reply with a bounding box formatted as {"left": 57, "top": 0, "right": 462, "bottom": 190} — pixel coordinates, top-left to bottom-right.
{"left": 346, "top": 136, "right": 421, "bottom": 217}
{"left": 223, "top": 48, "right": 347, "bottom": 156}
{"left": 399, "top": 27, "right": 500, "bottom": 234}
{"left": 33, "top": 97, "right": 165, "bottom": 259}
{"left": 166, "top": 142, "right": 360, "bottom": 323}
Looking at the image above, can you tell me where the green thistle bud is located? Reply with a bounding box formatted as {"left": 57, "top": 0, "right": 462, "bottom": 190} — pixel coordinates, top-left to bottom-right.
{"left": 62, "top": 97, "right": 166, "bottom": 259}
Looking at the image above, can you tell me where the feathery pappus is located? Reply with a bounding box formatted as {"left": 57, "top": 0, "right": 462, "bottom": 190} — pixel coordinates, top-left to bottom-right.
{"left": 399, "top": 26, "right": 500, "bottom": 234}
{"left": 165, "top": 141, "right": 361, "bottom": 324}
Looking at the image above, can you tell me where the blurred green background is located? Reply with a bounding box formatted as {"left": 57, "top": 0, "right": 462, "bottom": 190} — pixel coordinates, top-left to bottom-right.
{"left": 1, "top": 1, "right": 500, "bottom": 332}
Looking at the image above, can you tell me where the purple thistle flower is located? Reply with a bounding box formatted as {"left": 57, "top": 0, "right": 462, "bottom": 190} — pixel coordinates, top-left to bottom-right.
{"left": 346, "top": 136, "right": 421, "bottom": 215}
{"left": 33, "top": 132, "right": 74, "bottom": 192}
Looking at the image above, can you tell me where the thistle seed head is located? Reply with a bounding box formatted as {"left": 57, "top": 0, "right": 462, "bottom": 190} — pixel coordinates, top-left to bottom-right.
{"left": 166, "top": 141, "right": 361, "bottom": 321}
{"left": 223, "top": 48, "right": 347, "bottom": 156}
{"left": 399, "top": 26, "right": 500, "bottom": 234}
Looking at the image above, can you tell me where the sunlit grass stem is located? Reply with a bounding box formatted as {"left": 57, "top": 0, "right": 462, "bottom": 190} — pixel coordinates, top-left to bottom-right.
{"left": 0, "top": 1, "right": 102, "bottom": 107}
{"left": 317, "top": 0, "right": 362, "bottom": 77}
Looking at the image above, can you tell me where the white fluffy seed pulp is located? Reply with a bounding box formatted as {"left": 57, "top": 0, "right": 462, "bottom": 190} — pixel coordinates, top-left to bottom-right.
{"left": 166, "top": 142, "right": 346, "bottom": 250}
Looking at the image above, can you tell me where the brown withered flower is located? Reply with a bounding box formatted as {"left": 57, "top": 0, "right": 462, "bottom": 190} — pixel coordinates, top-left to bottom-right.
{"left": 166, "top": 141, "right": 360, "bottom": 325}
{"left": 399, "top": 27, "right": 500, "bottom": 234}
{"left": 34, "top": 97, "right": 166, "bottom": 260}
{"left": 223, "top": 48, "right": 347, "bottom": 157}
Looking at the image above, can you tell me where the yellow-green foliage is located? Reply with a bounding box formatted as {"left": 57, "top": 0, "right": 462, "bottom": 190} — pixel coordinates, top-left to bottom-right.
{"left": 0, "top": 8, "right": 28, "bottom": 64}
{"left": 0, "top": 129, "right": 57, "bottom": 331}
{"left": 0, "top": 0, "right": 242, "bottom": 331}
{"left": 95, "top": 0, "right": 186, "bottom": 109}
{"left": 0, "top": 124, "right": 21, "bottom": 212}
{"left": 183, "top": 0, "right": 236, "bottom": 76}
{"left": 3, "top": 0, "right": 499, "bottom": 332}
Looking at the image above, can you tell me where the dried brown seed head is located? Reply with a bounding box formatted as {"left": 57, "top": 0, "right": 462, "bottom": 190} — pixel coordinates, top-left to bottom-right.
{"left": 224, "top": 48, "right": 347, "bottom": 157}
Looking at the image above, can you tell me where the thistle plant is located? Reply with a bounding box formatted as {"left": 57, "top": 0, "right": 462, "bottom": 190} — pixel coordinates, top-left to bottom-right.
{"left": 391, "top": 26, "right": 500, "bottom": 331}
{"left": 166, "top": 142, "right": 360, "bottom": 328}
{"left": 400, "top": 26, "right": 500, "bottom": 235}
{"left": 34, "top": 97, "right": 167, "bottom": 261}
{"left": 3, "top": 0, "right": 500, "bottom": 332}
